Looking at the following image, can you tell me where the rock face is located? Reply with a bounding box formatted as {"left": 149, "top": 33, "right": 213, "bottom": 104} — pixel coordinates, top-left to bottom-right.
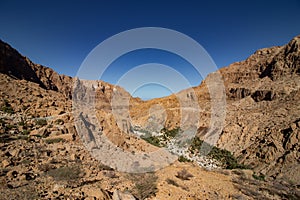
{"left": 217, "top": 35, "right": 300, "bottom": 183}
{"left": 0, "top": 35, "right": 300, "bottom": 199}
{"left": 0, "top": 40, "right": 73, "bottom": 98}
{"left": 130, "top": 35, "right": 300, "bottom": 183}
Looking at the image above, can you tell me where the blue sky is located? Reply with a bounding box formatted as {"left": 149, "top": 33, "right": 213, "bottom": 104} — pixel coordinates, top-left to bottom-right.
{"left": 0, "top": 0, "right": 300, "bottom": 99}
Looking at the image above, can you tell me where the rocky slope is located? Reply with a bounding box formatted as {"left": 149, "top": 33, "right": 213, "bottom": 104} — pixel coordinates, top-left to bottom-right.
{"left": 0, "top": 36, "right": 299, "bottom": 199}
{"left": 130, "top": 35, "right": 300, "bottom": 184}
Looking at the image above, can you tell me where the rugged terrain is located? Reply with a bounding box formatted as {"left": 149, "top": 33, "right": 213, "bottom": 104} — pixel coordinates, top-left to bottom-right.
{"left": 131, "top": 35, "right": 300, "bottom": 183}
{"left": 0, "top": 36, "right": 299, "bottom": 200}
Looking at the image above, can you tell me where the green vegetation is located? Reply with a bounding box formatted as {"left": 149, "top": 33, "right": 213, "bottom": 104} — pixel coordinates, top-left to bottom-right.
{"left": 252, "top": 173, "right": 265, "bottom": 181}
{"left": 1, "top": 100, "right": 14, "bottom": 114}
{"left": 0, "top": 118, "right": 5, "bottom": 126}
{"left": 140, "top": 127, "right": 248, "bottom": 170}
{"left": 22, "top": 130, "right": 30, "bottom": 135}
{"left": 178, "top": 155, "right": 192, "bottom": 163}
{"left": 161, "top": 127, "right": 181, "bottom": 139}
{"left": 141, "top": 135, "right": 163, "bottom": 147}
{"left": 5, "top": 124, "right": 16, "bottom": 130}
{"left": 18, "top": 120, "right": 25, "bottom": 126}
{"left": 141, "top": 127, "right": 181, "bottom": 147}
{"left": 1, "top": 106, "right": 14, "bottom": 114}
{"left": 190, "top": 137, "right": 249, "bottom": 169}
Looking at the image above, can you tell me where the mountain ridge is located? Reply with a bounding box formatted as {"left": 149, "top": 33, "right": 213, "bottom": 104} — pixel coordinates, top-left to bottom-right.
{"left": 0, "top": 35, "right": 299, "bottom": 199}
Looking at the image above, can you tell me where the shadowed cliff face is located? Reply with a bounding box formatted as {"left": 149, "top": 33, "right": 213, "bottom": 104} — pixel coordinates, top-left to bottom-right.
{"left": 0, "top": 40, "right": 45, "bottom": 85}
{"left": 0, "top": 40, "right": 73, "bottom": 98}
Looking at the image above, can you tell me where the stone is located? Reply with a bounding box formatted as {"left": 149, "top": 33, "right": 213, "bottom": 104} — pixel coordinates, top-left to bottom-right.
{"left": 2, "top": 159, "right": 10, "bottom": 168}
{"left": 113, "top": 190, "right": 136, "bottom": 200}
{"left": 47, "top": 133, "right": 74, "bottom": 142}
{"left": 81, "top": 187, "right": 110, "bottom": 199}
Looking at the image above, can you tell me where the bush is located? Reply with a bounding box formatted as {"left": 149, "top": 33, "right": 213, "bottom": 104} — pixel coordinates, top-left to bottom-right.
{"left": 252, "top": 173, "right": 265, "bottom": 181}
{"left": 166, "top": 178, "right": 179, "bottom": 187}
{"left": 5, "top": 124, "right": 16, "bottom": 130}
{"left": 0, "top": 118, "right": 5, "bottom": 126}
{"left": 190, "top": 137, "right": 249, "bottom": 169}
{"left": 176, "top": 169, "right": 193, "bottom": 180}
{"left": 161, "top": 127, "right": 181, "bottom": 138}
{"left": 17, "top": 135, "right": 29, "bottom": 140}
{"left": 178, "top": 155, "right": 191, "bottom": 163}
{"left": 190, "top": 137, "right": 204, "bottom": 151}
{"left": 141, "top": 127, "right": 181, "bottom": 147}
{"left": 2, "top": 106, "right": 14, "bottom": 114}
{"left": 47, "top": 165, "right": 81, "bottom": 181}
{"left": 22, "top": 130, "right": 30, "bottom": 135}
{"left": 208, "top": 146, "right": 249, "bottom": 169}
{"left": 18, "top": 119, "right": 26, "bottom": 127}
{"left": 36, "top": 119, "right": 47, "bottom": 126}
{"left": 130, "top": 173, "right": 158, "bottom": 200}
{"left": 141, "top": 135, "right": 163, "bottom": 147}
{"left": 1, "top": 100, "right": 14, "bottom": 114}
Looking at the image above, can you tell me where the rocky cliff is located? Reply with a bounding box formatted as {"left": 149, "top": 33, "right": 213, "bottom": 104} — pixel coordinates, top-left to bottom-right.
{"left": 130, "top": 35, "right": 300, "bottom": 183}
{"left": 0, "top": 40, "right": 73, "bottom": 98}
{"left": 0, "top": 36, "right": 299, "bottom": 199}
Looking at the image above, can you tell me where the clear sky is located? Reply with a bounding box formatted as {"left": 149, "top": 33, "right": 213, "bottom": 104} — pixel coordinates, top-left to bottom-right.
{"left": 0, "top": 0, "right": 300, "bottom": 99}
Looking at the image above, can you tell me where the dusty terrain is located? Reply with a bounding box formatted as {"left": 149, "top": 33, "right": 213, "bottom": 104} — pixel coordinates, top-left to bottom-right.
{"left": 0, "top": 36, "right": 299, "bottom": 199}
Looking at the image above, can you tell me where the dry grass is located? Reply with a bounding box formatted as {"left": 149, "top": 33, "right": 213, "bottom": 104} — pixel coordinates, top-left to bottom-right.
{"left": 129, "top": 173, "right": 158, "bottom": 200}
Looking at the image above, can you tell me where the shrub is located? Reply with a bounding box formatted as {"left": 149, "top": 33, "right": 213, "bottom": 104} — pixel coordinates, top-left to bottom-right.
{"left": 178, "top": 155, "right": 192, "bottom": 163}
{"left": 1, "top": 100, "right": 14, "bottom": 114}
{"left": 18, "top": 120, "right": 25, "bottom": 126}
{"left": 161, "top": 127, "right": 181, "bottom": 138}
{"left": 208, "top": 146, "right": 249, "bottom": 169}
{"left": 190, "top": 136, "right": 249, "bottom": 169}
{"left": 176, "top": 169, "right": 193, "bottom": 180}
{"left": 190, "top": 137, "right": 204, "bottom": 151}
{"left": 252, "top": 173, "right": 265, "bottom": 181}
{"left": 22, "top": 130, "right": 30, "bottom": 135}
{"left": 47, "top": 165, "right": 81, "bottom": 181}
{"left": 130, "top": 173, "right": 158, "bottom": 200}
{"left": 0, "top": 118, "right": 5, "bottom": 126}
{"left": 5, "top": 124, "right": 16, "bottom": 130}
{"left": 166, "top": 178, "right": 179, "bottom": 187}
{"left": 17, "top": 135, "right": 29, "bottom": 140}
{"left": 141, "top": 135, "right": 163, "bottom": 147}
{"left": 36, "top": 119, "right": 47, "bottom": 126}
{"left": 141, "top": 127, "right": 182, "bottom": 147}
